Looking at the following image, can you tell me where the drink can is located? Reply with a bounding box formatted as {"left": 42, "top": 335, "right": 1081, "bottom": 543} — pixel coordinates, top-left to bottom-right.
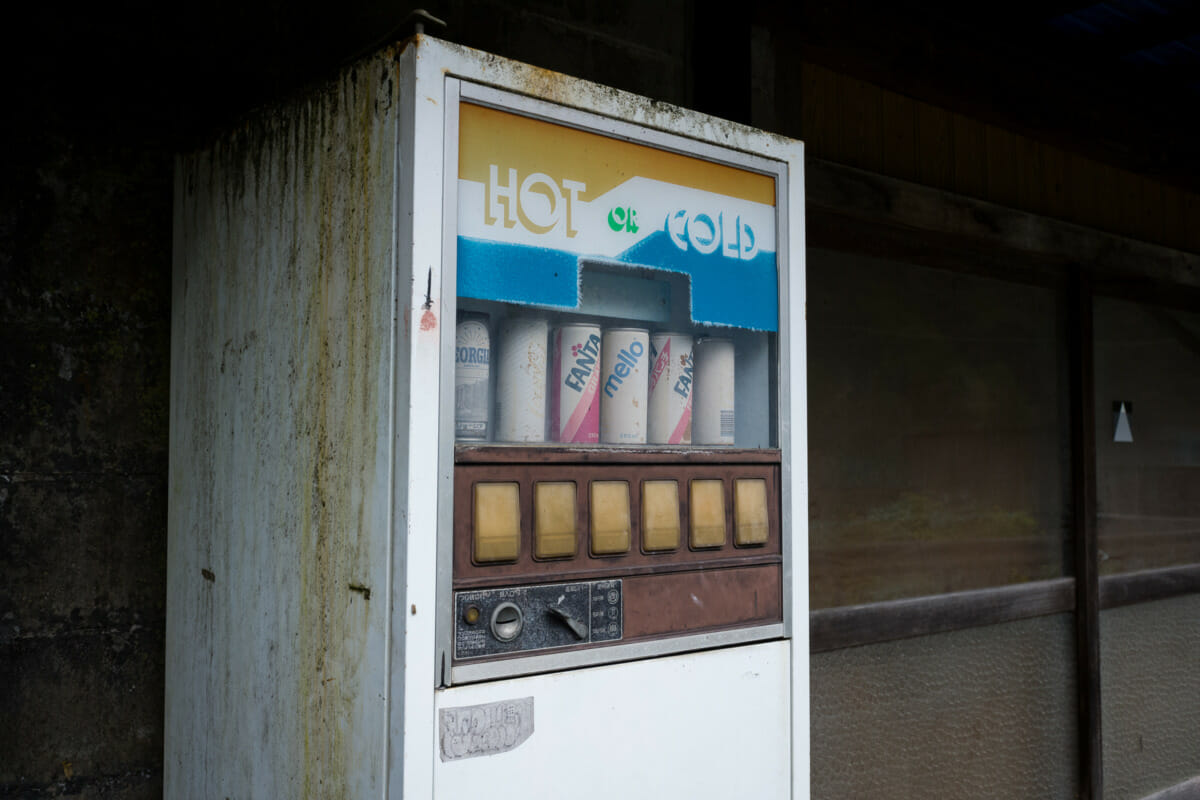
{"left": 600, "top": 328, "right": 649, "bottom": 444}
{"left": 648, "top": 332, "right": 693, "bottom": 444}
{"left": 693, "top": 337, "right": 735, "bottom": 445}
{"left": 496, "top": 317, "right": 548, "bottom": 442}
{"left": 454, "top": 314, "right": 490, "bottom": 440}
{"left": 551, "top": 324, "right": 602, "bottom": 443}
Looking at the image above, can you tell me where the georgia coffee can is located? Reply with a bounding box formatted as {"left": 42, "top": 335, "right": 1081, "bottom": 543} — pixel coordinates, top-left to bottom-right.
{"left": 693, "top": 337, "right": 735, "bottom": 445}
{"left": 454, "top": 314, "right": 490, "bottom": 441}
{"left": 496, "top": 317, "right": 548, "bottom": 442}
{"left": 600, "top": 328, "right": 649, "bottom": 444}
{"left": 648, "top": 332, "right": 693, "bottom": 444}
{"left": 551, "top": 324, "right": 602, "bottom": 443}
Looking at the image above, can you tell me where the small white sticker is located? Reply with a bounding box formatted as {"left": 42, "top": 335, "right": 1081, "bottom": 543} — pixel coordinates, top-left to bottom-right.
{"left": 439, "top": 697, "right": 534, "bottom": 761}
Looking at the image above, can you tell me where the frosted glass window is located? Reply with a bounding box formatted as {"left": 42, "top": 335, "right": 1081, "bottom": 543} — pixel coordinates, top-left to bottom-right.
{"left": 812, "top": 614, "right": 1078, "bottom": 798}
{"left": 1101, "top": 595, "right": 1200, "bottom": 800}
{"left": 1094, "top": 299, "right": 1200, "bottom": 574}
{"left": 807, "top": 249, "right": 1070, "bottom": 608}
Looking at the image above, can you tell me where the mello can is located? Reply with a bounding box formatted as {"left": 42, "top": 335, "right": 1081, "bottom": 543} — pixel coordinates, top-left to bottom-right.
{"left": 600, "top": 328, "right": 649, "bottom": 444}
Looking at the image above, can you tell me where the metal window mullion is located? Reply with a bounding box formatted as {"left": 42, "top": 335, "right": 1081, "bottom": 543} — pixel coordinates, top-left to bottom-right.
{"left": 1070, "top": 267, "right": 1103, "bottom": 800}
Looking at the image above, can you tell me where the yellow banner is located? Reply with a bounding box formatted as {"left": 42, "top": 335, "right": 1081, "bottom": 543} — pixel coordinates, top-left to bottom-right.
{"left": 458, "top": 103, "right": 775, "bottom": 206}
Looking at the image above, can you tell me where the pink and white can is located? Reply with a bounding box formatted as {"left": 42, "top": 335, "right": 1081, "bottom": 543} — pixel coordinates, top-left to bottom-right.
{"left": 551, "top": 324, "right": 602, "bottom": 443}
{"left": 648, "top": 332, "right": 693, "bottom": 444}
{"left": 600, "top": 328, "right": 649, "bottom": 444}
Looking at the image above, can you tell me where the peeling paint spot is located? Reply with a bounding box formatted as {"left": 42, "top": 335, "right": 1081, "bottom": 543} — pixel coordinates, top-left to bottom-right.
{"left": 420, "top": 309, "right": 437, "bottom": 331}
{"left": 411, "top": 604, "right": 417, "bottom": 615}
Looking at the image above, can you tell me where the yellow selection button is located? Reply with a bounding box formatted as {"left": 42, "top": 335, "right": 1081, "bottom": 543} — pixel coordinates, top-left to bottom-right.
{"left": 590, "top": 481, "right": 631, "bottom": 555}
{"left": 641, "top": 480, "right": 680, "bottom": 552}
{"left": 734, "top": 478, "right": 770, "bottom": 546}
{"left": 534, "top": 482, "right": 577, "bottom": 558}
{"left": 473, "top": 482, "right": 521, "bottom": 563}
{"left": 689, "top": 479, "right": 726, "bottom": 549}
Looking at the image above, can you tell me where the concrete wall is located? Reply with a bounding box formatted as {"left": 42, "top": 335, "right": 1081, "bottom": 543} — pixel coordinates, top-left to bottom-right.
{"left": 0, "top": 119, "right": 171, "bottom": 796}
{"left": 0, "top": 6, "right": 689, "bottom": 798}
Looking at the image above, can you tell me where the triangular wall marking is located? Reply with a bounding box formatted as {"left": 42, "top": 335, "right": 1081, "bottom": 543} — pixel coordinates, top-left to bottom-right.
{"left": 1113, "top": 402, "right": 1133, "bottom": 443}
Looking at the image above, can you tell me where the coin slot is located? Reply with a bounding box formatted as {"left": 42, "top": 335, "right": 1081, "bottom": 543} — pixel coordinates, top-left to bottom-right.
{"left": 490, "top": 601, "right": 524, "bottom": 642}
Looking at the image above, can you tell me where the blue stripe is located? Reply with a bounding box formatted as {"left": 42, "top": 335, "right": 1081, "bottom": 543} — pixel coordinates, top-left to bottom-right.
{"left": 456, "top": 234, "right": 778, "bottom": 331}
{"left": 617, "top": 231, "right": 778, "bottom": 331}
{"left": 457, "top": 238, "right": 580, "bottom": 309}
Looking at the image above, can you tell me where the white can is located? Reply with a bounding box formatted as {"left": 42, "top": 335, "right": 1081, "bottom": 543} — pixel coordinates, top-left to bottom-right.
{"left": 600, "top": 328, "right": 649, "bottom": 444}
{"left": 551, "top": 325, "right": 602, "bottom": 443}
{"left": 693, "top": 337, "right": 735, "bottom": 445}
{"left": 454, "top": 315, "right": 490, "bottom": 441}
{"left": 496, "top": 317, "right": 548, "bottom": 442}
{"left": 648, "top": 332, "right": 693, "bottom": 444}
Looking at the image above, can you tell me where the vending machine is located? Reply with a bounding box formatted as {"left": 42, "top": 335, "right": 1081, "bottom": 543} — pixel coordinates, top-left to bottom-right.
{"left": 166, "top": 35, "right": 807, "bottom": 799}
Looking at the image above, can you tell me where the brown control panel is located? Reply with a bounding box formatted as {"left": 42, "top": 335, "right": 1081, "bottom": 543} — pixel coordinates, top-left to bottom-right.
{"left": 452, "top": 446, "right": 783, "bottom": 664}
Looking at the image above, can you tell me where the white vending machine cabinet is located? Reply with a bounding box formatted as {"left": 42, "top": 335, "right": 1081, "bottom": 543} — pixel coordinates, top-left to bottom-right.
{"left": 167, "top": 35, "right": 808, "bottom": 799}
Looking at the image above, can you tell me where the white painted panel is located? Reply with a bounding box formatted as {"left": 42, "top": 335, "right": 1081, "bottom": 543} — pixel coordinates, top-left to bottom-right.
{"left": 433, "top": 642, "right": 791, "bottom": 799}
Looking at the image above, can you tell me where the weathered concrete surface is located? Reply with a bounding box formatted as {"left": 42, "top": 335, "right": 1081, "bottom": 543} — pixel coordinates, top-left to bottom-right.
{"left": 0, "top": 119, "right": 170, "bottom": 798}
{"left": 0, "top": 4, "right": 690, "bottom": 796}
{"left": 166, "top": 49, "right": 399, "bottom": 796}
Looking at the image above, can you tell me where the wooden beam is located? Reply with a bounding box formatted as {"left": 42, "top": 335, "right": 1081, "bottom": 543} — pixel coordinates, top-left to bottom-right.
{"left": 809, "top": 579, "right": 1076, "bottom": 653}
{"left": 1099, "top": 564, "right": 1200, "bottom": 610}
{"left": 759, "top": 0, "right": 1200, "bottom": 192}
{"left": 806, "top": 159, "right": 1200, "bottom": 288}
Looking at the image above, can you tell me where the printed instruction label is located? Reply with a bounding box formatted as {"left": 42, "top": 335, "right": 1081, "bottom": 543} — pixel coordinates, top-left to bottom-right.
{"left": 439, "top": 696, "right": 535, "bottom": 761}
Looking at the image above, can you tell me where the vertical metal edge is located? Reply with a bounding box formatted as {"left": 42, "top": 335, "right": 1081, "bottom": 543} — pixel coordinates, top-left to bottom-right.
{"left": 394, "top": 36, "right": 447, "bottom": 800}
{"left": 385, "top": 42, "right": 413, "bottom": 800}
{"left": 776, "top": 162, "right": 792, "bottom": 643}
{"left": 786, "top": 140, "right": 810, "bottom": 800}
{"left": 1070, "top": 268, "right": 1103, "bottom": 800}
{"left": 435, "top": 78, "right": 462, "bottom": 687}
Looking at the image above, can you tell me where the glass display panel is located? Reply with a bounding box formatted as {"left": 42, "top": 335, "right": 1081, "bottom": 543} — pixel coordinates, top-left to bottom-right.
{"left": 1101, "top": 595, "right": 1200, "bottom": 800}
{"left": 811, "top": 614, "right": 1078, "bottom": 799}
{"left": 453, "top": 102, "right": 779, "bottom": 448}
{"left": 1093, "top": 298, "right": 1200, "bottom": 575}
{"left": 808, "top": 249, "right": 1071, "bottom": 608}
